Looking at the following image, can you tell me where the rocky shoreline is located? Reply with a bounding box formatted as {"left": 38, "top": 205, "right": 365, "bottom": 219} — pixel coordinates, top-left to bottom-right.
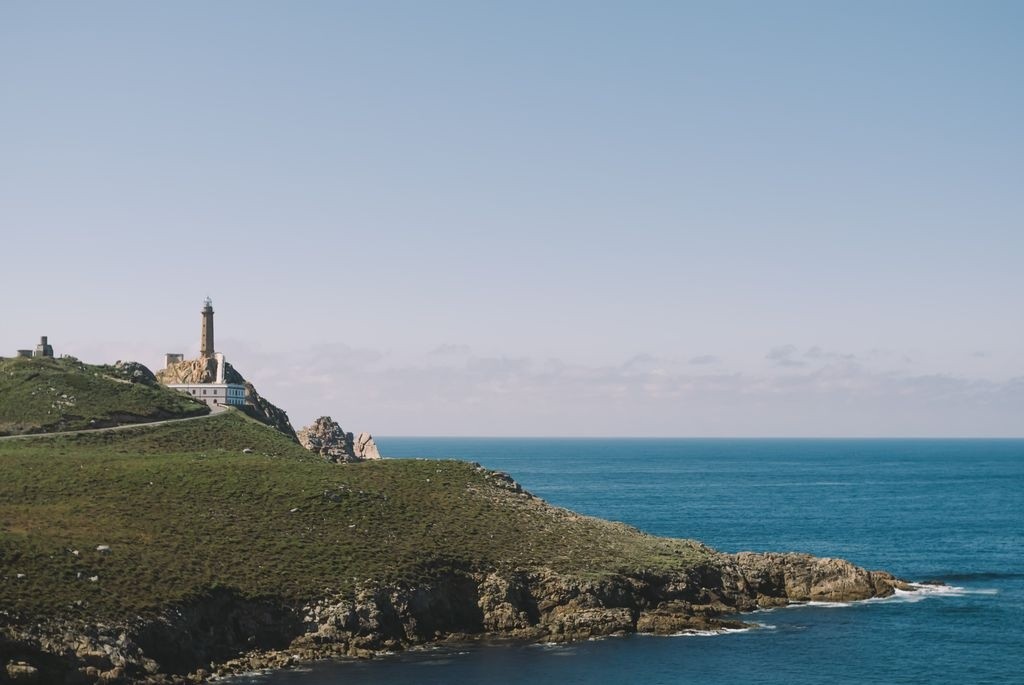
{"left": 1, "top": 550, "right": 911, "bottom": 684}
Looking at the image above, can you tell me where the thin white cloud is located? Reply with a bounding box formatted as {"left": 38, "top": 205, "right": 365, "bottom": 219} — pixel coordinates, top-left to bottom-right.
{"left": 68, "top": 340, "right": 1024, "bottom": 437}
{"left": 230, "top": 344, "right": 1024, "bottom": 437}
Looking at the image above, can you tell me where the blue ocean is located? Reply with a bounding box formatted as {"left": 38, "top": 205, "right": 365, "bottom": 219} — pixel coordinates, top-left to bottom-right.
{"left": 237, "top": 439, "right": 1024, "bottom": 684}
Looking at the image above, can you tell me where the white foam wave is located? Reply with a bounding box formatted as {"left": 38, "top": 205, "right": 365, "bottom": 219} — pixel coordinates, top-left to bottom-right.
{"left": 784, "top": 600, "right": 853, "bottom": 609}
{"left": 874, "top": 583, "right": 999, "bottom": 601}
{"left": 764, "top": 581, "right": 998, "bottom": 613}
{"left": 532, "top": 642, "right": 575, "bottom": 650}
{"left": 592, "top": 632, "right": 630, "bottom": 642}
{"left": 789, "top": 582, "right": 1001, "bottom": 608}
{"left": 668, "top": 622, "right": 775, "bottom": 637}
{"left": 669, "top": 627, "right": 752, "bottom": 637}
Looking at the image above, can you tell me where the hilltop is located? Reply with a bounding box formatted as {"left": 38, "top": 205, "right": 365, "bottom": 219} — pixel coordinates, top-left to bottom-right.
{"left": 0, "top": 357, "right": 208, "bottom": 436}
{"left": 0, "top": 361, "right": 911, "bottom": 684}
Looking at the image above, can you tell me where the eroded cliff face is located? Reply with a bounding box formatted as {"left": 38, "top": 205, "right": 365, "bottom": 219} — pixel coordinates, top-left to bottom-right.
{"left": 318, "top": 552, "right": 905, "bottom": 648}
{"left": 0, "top": 459, "right": 912, "bottom": 684}
{"left": 155, "top": 358, "right": 297, "bottom": 441}
{"left": 1, "top": 552, "right": 911, "bottom": 684}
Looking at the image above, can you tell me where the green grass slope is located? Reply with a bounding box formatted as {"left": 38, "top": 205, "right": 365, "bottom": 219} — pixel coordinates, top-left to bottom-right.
{"left": 0, "top": 411, "right": 709, "bottom": 622}
{"left": 0, "top": 356, "right": 208, "bottom": 435}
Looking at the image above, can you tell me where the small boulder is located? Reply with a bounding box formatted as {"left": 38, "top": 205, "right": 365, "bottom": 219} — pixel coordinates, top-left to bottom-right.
{"left": 5, "top": 661, "right": 39, "bottom": 683}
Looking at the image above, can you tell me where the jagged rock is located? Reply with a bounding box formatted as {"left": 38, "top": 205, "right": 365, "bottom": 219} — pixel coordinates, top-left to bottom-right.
{"left": 477, "top": 572, "right": 536, "bottom": 632}
{"left": 297, "top": 417, "right": 356, "bottom": 462}
{"left": 298, "top": 419, "right": 381, "bottom": 463}
{"left": 111, "top": 361, "right": 158, "bottom": 386}
{"left": 353, "top": 432, "right": 381, "bottom": 460}
{"left": 636, "top": 607, "right": 747, "bottom": 634}
{"left": 725, "top": 551, "right": 911, "bottom": 603}
{"left": 155, "top": 358, "right": 218, "bottom": 385}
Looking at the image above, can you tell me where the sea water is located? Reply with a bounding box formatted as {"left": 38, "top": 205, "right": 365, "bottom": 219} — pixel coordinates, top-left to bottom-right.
{"left": 234, "top": 439, "right": 1024, "bottom": 684}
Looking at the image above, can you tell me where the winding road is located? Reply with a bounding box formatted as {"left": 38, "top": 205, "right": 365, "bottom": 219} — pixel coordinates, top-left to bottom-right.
{"left": 0, "top": 403, "right": 231, "bottom": 441}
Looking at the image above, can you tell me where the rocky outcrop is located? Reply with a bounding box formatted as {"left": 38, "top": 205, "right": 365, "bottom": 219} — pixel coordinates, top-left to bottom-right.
{"left": 2, "top": 552, "right": 913, "bottom": 683}
{"left": 298, "top": 416, "right": 355, "bottom": 461}
{"left": 726, "top": 552, "right": 902, "bottom": 605}
{"left": 154, "top": 357, "right": 218, "bottom": 385}
{"left": 354, "top": 432, "right": 381, "bottom": 461}
{"left": 108, "top": 361, "right": 158, "bottom": 386}
{"left": 297, "top": 418, "right": 381, "bottom": 462}
{"left": 155, "top": 358, "right": 297, "bottom": 441}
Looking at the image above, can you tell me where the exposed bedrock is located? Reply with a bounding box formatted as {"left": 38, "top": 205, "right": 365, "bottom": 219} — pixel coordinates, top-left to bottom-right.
{"left": 297, "top": 417, "right": 381, "bottom": 463}
{"left": 2, "top": 557, "right": 910, "bottom": 683}
{"left": 288, "top": 552, "right": 910, "bottom": 662}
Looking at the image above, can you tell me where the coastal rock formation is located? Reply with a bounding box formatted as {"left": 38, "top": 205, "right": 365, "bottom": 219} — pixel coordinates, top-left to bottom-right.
{"left": 287, "top": 552, "right": 910, "bottom": 659}
{"left": 297, "top": 418, "right": 381, "bottom": 462}
{"left": 354, "top": 432, "right": 381, "bottom": 460}
{"left": 298, "top": 416, "right": 355, "bottom": 461}
{"left": 156, "top": 358, "right": 297, "bottom": 440}
{"left": 727, "top": 551, "right": 900, "bottom": 604}
{"left": 0, "top": 528, "right": 913, "bottom": 682}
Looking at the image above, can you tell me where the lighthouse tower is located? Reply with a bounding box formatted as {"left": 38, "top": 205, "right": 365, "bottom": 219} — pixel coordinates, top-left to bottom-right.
{"left": 162, "top": 297, "right": 247, "bottom": 407}
{"left": 200, "top": 297, "right": 215, "bottom": 358}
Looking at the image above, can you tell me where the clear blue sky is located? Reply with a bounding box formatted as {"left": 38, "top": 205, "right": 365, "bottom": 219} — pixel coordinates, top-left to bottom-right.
{"left": 2, "top": 1, "right": 1021, "bottom": 436}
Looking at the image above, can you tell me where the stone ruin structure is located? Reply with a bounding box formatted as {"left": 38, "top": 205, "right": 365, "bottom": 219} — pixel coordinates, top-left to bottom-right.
{"left": 15, "top": 336, "right": 54, "bottom": 358}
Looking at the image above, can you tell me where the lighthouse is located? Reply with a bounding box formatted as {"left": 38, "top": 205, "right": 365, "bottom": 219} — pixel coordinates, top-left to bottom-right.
{"left": 161, "top": 298, "right": 247, "bottom": 407}
{"left": 200, "top": 297, "right": 215, "bottom": 358}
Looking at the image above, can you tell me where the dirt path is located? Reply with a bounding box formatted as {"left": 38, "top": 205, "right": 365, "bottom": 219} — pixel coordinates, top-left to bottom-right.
{"left": 0, "top": 403, "right": 231, "bottom": 441}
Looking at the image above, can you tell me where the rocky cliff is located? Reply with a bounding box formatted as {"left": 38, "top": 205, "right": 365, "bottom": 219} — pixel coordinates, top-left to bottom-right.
{"left": 155, "top": 357, "right": 297, "bottom": 440}
{"left": 297, "top": 416, "right": 381, "bottom": 463}
{"left": 0, "top": 465, "right": 913, "bottom": 684}
{"left": 0, "top": 545, "right": 911, "bottom": 684}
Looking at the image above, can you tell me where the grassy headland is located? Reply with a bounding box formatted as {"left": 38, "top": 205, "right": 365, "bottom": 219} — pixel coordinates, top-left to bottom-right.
{"left": 0, "top": 356, "right": 208, "bottom": 436}
{"left": 0, "top": 410, "right": 709, "bottom": 623}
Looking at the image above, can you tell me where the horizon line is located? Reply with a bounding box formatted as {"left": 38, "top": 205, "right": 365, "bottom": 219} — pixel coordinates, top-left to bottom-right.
{"left": 374, "top": 435, "right": 1024, "bottom": 441}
